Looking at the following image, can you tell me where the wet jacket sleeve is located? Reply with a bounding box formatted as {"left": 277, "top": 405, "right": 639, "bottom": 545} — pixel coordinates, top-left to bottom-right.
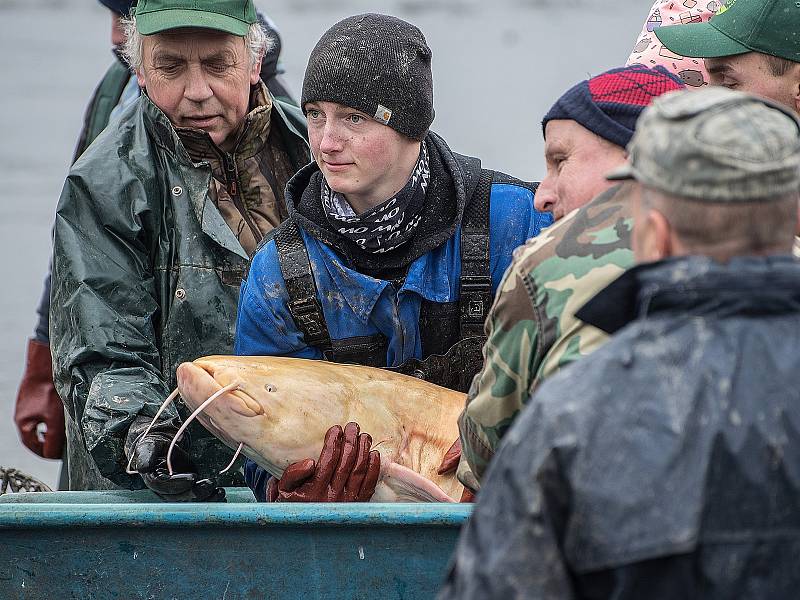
{"left": 234, "top": 239, "right": 322, "bottom": 359}
{"left": 440, "top": 397, "right": 575, "bottom": 600}
{"left": 487, "top": 183, "right": 552, "bottom": 291}
{"left": 50, "top": 163, "right": 178, "bottom": 488}
{"left": 33, "top": 268, "right": 52, "bottom": 344}
{"left": 456, "top": 254, "right": 542, "bottom": 491}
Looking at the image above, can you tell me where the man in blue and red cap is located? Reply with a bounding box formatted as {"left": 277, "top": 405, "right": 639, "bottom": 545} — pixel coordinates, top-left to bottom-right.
{"left": 534, "top": 65, "right": 683, "bottom": 220}
{"left": 453, "top": 65, "right": 686, "bottom": 493}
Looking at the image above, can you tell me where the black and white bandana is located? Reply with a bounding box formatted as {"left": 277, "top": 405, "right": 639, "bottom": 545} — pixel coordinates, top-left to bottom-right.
{"left": 321, "top": 144, "right": 430, "bottom": 253}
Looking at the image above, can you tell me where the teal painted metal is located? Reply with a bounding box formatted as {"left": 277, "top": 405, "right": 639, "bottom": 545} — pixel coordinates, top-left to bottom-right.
{"left": 0, "top": 490, "right": 471, "bottom": 600}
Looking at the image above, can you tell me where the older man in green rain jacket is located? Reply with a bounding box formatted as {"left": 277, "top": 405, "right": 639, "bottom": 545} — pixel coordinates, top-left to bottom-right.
{"left": 50, "top": 0, "right": 309, "bottom": 499}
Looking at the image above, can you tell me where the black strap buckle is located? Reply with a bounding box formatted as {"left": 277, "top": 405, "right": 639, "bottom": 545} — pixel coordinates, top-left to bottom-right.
{"left": 287, "top": 297, "right": 330, "bottom": 346}
{"left": 460, "top": 275, "right": 492, "bottom": 323}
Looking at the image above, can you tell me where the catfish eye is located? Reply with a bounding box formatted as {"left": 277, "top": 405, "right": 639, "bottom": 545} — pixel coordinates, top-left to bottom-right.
{"left": 265, "top": 384, "right": 277, "bottom": 393}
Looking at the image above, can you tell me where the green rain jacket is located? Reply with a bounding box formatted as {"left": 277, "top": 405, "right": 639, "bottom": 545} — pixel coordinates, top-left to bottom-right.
{"left": 51, "top": 93, "right": 309, "bottom": 490}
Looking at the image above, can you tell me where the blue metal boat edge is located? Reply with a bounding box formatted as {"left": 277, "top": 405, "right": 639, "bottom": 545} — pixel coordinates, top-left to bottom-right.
{"left": 0, "top": 491, "right": 471, "bottom": 599}
{"left": 0, "top": 501, "right": 472, "bottom": 529}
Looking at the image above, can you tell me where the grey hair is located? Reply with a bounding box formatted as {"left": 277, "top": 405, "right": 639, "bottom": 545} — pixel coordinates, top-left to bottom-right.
{"left": 121, "top": 16, "right": 271, "bottom": 72}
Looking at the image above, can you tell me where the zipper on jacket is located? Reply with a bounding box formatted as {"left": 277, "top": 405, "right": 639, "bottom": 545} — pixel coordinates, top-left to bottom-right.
{"left": 219, "top": 151, "right": 263, "bottom": 247}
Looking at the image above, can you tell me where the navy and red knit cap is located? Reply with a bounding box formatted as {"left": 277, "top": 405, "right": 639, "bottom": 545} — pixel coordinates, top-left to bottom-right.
{"left": 542, "top": 64, "right": 685, "bottom": 148}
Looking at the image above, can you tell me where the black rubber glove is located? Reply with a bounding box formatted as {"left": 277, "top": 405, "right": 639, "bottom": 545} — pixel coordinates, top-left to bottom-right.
{"left": 124, "top": 415, "right": 225, "bottom": 503}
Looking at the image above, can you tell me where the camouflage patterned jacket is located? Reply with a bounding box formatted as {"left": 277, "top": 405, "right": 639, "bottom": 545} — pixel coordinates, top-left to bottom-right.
{"left": 458, "top": 184, "right": 634, "bottom": 490}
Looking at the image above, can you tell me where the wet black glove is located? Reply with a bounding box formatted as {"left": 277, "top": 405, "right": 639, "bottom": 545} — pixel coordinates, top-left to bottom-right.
{"left": 125, "top": 416, "right": 225, "bottom": 503}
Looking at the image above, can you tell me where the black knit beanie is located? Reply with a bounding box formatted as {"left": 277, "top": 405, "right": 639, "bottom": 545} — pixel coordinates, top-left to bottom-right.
{"left": 301, "top": 14, "right": 435, "bottom": 141}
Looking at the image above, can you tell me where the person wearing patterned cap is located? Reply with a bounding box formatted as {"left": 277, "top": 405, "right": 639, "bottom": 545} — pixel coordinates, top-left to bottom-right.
{"left": 655, "top": 0, "right": 800, "bottom": 115}
{"left": 626, "top": 0, "right": 716, "bottom": 88}
{"left": 234, "top": 14, "right": 553, "bottom": 503}
{"left": 441, "top": 86, "right": 800, "bottom": 599}
{"left": 455, "top": 65, "right": 684, "bottom": 492}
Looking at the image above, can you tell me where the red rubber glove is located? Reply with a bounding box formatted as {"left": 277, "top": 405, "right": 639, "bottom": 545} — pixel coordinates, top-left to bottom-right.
{"left": 437, "top": 438, "right": 475, "bottom": 503}
{"left": 267, "top": 423, "right": 380, "bottom": 502}
{"left": 14, "top": 339, "right": 65, "bottom": 459}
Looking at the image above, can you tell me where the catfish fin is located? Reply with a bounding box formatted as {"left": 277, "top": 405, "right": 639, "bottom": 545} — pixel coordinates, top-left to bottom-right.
{"left": 382, "top": 463, "right": 457, "bottom": 503}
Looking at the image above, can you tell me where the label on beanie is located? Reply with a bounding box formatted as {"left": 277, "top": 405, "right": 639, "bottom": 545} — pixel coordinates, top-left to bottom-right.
{"left": 374, "top": 105, "right": 393, "bottom": 125}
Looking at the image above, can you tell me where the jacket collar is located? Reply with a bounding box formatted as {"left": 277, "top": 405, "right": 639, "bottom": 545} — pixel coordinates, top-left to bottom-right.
{"left": 577, "top": 255, "right": 800, "bottom": 334}
{"left": 176, "top": 82, "right": 273, "bottom": 164}
{"left": 138, "top": 85, "right": 308, "bottom": 261}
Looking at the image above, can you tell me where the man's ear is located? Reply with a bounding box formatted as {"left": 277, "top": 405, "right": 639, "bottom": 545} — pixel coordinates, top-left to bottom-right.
{"left": 250, "top": 54, "right": 263, "bottom": 86}
{"left": 647, "top": 208, "right": 674, "bottom": 261}
{"left": 135, "top": 68, "right": 146, "bottom": 89}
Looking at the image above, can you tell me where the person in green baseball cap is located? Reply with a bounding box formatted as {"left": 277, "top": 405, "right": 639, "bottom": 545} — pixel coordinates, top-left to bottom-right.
{"left": 50, "top": 0, "right": 311, "bottom": 500}
{"left": 655, "top": 0, "right": 800, "bottom": 114}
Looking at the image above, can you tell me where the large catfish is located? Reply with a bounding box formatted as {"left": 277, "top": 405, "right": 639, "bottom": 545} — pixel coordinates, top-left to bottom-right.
{"left": 175, "top": 356, "right": 467, "bottom": 502}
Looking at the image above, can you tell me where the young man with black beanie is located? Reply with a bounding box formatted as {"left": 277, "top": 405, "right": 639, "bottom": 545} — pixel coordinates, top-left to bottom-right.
{"left": 235, "top": 13, "right": 553, "bottom": 502}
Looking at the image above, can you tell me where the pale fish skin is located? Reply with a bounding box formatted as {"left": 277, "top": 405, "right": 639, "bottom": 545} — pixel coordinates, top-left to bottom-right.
{"left": 176, "top": 355, "right": 466, "bottom": 502}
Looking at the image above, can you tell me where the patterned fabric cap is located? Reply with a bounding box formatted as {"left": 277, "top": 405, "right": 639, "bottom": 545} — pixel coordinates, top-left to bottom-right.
{"left": 608, "top": 87, "right": 800, "bottom": 201}
{"left": 626, "top": 0, "right": 717, "bottom": 89}
{"left": 542, "top": 65, "right": 685, "bottom": 148}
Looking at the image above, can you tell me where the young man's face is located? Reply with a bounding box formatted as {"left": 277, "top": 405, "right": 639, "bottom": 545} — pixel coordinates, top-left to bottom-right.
{"left": 535, "top": 120, "right": 627, "bottom": 221}
{"left": 706, "top": 52, "right": 800, "bottom": 114}
{"left": 305, "top": 101, "right": 421, "bottom": 214}
{"left": 136, "top": 28, "right": 261, "bottom": 151}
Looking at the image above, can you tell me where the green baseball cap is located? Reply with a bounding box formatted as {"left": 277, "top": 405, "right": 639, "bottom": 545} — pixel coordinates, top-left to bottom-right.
{"left": 134, "top": 0, "right": 258, "bottom": 36}
{"left": 654, "top": 0, "right": 800, "bottom": 62}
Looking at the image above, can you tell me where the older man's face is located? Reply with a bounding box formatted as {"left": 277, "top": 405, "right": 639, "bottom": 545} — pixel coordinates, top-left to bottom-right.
{"left": 535, "top": 120, "right": 627, "bottom": 221}
{"left": 136, "top": 28, "right": 260, "bottom": 151}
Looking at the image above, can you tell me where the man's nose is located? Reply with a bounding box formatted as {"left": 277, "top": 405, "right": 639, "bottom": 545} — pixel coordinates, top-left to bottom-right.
{"left": 184, "top": 65, "right": 214, "bottom": 103}
{"left": 534, "top": 175, "right": 557, "bottom": 213}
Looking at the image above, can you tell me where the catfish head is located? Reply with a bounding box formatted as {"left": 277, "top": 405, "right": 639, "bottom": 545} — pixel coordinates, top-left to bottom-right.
{"left": 175, "top": 355, "right": 380, "bottom": 477}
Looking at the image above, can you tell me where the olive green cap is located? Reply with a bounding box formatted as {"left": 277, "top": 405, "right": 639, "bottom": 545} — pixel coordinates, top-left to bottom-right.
{"left": 607, "top": 87, "right": 800, "bottom": 202}
{"left": 654, "top": 0, "right": 800, "bottom": 62}
{"left": 134, "top": 0, "right": 258, "bottom": 36}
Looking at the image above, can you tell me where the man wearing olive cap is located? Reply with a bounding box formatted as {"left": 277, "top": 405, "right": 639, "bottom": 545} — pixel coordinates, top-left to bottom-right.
{"left": 655, "top": 0, "right": 800, "bottom": 114}
{"left": 440, "top": 87, "right": 800, "bottom": 599}
{"left": 50, "top": 0, "right": 310, "bottom": 499}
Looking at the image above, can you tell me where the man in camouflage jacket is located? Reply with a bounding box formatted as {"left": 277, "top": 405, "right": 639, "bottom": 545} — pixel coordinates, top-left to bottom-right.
{"left": 457, "top": 66, "right": 684, "bottom": 490}
{"left": 442, "top": 86, "right": 800, "bottom": 600}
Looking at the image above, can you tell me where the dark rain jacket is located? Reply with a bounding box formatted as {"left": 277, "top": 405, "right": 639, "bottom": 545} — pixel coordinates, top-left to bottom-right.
{"left": 50, "top": 93, "right": 309, "bottom": 490}
{"left": 440, "top": 255, "right": 800, "bottom": 600}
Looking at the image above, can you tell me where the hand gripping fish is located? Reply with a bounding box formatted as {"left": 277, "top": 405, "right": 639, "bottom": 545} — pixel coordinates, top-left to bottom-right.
{"left": 134, "top": 356, "right": 467, "bottom": 502}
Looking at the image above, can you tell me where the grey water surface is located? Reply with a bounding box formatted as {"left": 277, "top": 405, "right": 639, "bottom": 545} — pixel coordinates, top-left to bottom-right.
{"left": 0, "top": 0, "right": 645, "bottom": 488}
